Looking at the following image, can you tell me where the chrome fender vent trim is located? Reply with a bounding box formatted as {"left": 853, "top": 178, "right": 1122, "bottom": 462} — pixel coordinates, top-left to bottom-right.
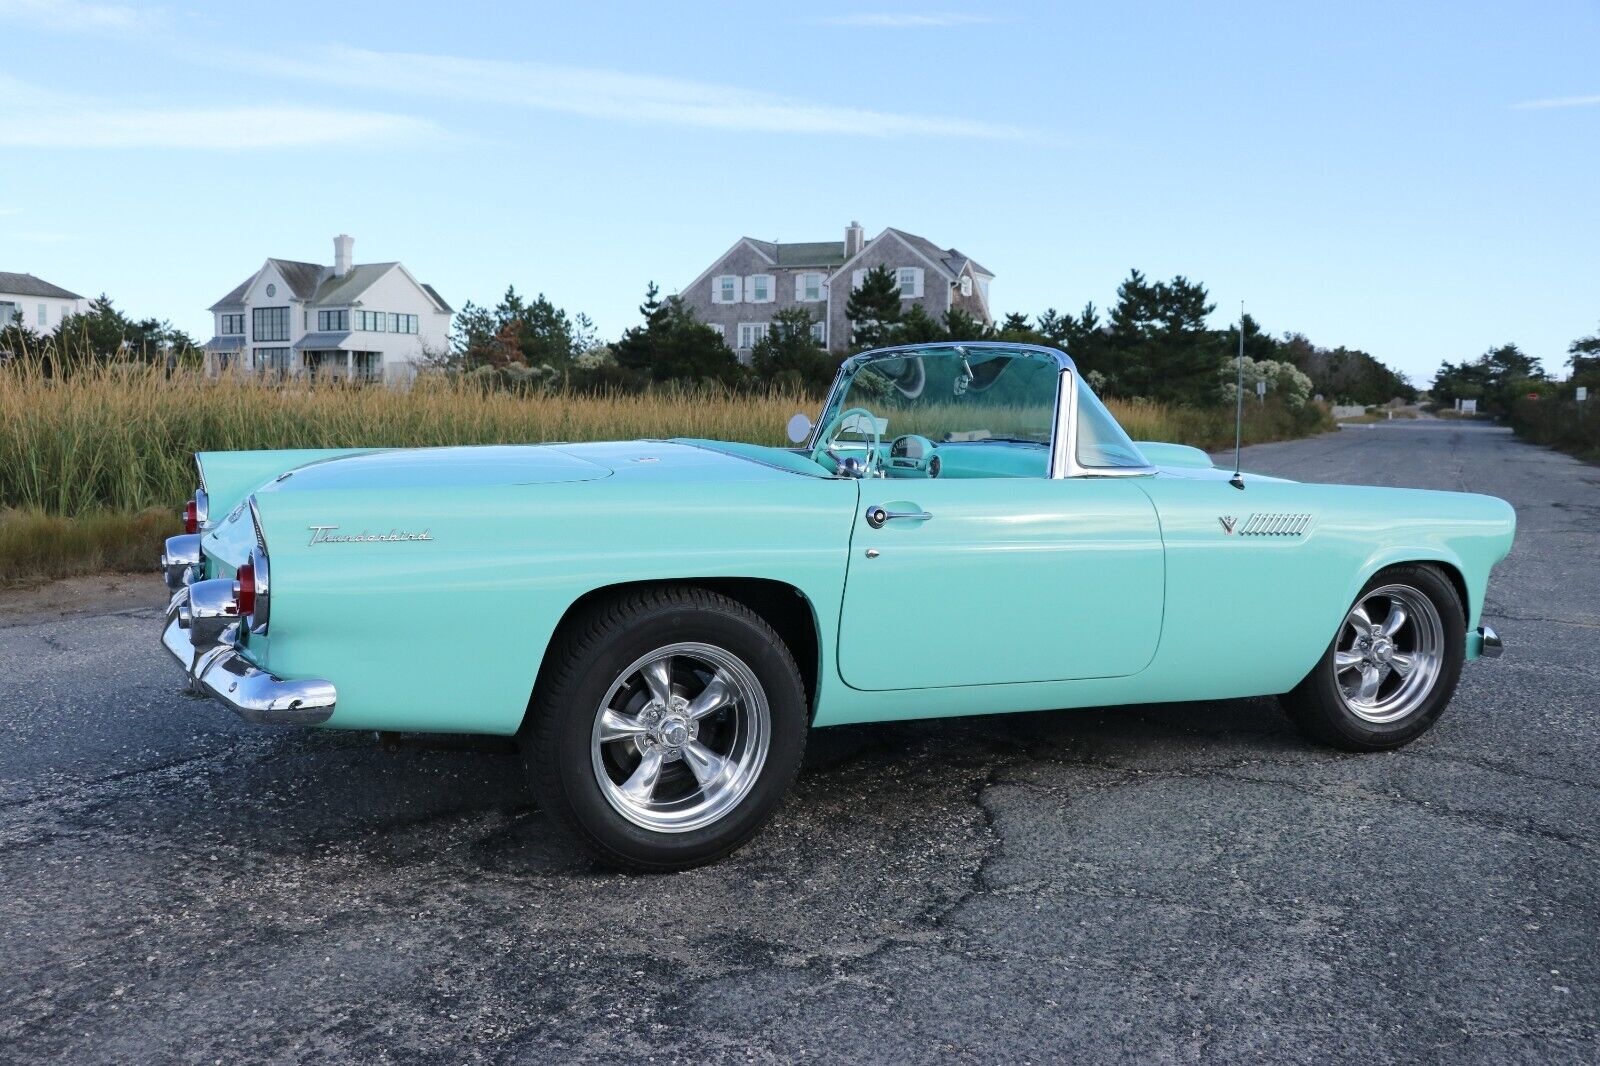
{"left": 1238, "top": 513, "right": 1313, "bottom": 537}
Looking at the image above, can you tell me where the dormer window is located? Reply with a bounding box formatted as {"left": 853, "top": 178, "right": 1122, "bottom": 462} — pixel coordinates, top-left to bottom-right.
{"left": 960, "top": 275, "right": 973, "bottom": 297}
{"left": 713, "top": 275, "right": 740, "bottom": 304}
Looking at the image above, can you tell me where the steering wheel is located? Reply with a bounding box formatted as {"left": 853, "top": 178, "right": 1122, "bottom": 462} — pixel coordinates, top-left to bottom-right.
{"left": 810, "top": 406, "right": 882, "bottom": 478}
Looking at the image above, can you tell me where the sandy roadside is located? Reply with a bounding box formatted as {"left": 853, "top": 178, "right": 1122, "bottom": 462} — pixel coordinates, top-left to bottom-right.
{"left": 0, "top": 572, "right": 168, "bottom": 625}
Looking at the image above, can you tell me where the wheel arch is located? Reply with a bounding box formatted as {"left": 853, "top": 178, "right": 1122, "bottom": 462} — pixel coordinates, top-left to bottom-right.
{"left": 1348, "top": 549, "right": 1472, "bottom": 625}
{"left": 523, "top": 578, "right": 824, "bottom": 732}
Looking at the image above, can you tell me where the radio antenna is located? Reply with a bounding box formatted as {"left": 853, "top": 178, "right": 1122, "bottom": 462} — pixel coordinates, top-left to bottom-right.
{"left": 1229, "top": 300, "right": 1246, "bottom": 490}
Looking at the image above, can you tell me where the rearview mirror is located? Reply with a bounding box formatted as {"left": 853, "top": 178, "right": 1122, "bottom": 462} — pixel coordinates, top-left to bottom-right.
{"left": 786, "top": 412, "right": 813, "bottom": 444}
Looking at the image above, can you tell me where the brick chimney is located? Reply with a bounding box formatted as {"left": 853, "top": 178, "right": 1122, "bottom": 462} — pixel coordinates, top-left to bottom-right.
{"left": 845, "top": 220, "right": 865, "bottom": 257}
{"left": 333, "top": 234, "right": 354, "bottom": 277}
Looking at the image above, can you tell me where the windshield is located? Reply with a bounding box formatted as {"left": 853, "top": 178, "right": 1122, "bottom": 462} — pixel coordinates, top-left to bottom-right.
{"left": 821, "top": 347, "right": 1059, "bottom": 446}
{"left": 1075, "top": 375, "right": 1150, "bottom": 469}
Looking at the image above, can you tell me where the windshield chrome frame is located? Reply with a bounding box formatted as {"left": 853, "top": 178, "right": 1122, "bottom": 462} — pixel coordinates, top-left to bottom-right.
{"left": 810, "top": 342, "right": 1153, "bottom": 480}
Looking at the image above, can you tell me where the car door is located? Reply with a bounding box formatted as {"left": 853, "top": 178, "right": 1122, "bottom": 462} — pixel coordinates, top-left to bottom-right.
{"left": 836, "top": 477, "right": 1165, "bottom": 690}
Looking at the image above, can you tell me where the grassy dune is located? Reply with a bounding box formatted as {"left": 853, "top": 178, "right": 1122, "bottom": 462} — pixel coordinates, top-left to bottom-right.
{"left": 0, "top": 359, "right": 1332, "bottom": 584}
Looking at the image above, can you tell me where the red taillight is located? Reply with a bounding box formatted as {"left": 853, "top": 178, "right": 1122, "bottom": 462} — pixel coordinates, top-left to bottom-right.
{"left": 183, "top": 498, "right": 199, "bottom": 534}
{"left": 235, "top": 559, "right": 256, "bottom": 616}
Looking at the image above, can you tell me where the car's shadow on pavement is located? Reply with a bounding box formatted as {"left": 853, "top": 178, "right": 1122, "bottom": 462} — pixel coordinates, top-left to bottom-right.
{"left": 133, "top": 694, "right": 1313, "bottom": 880}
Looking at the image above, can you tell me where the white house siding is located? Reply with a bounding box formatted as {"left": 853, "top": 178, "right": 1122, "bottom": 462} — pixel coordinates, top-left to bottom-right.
{"left": 0, "top": 292, "right": 85, "bottom": 331}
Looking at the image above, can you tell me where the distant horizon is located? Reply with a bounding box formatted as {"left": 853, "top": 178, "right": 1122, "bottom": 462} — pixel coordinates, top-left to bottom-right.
{"left": 1, "top": 0, "right": 1595, "bottom": 387}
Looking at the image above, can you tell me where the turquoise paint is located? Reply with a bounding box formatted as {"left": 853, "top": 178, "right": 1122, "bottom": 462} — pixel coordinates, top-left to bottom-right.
{"left": 189, "top": 350, "right": 1515, "bottom": 737}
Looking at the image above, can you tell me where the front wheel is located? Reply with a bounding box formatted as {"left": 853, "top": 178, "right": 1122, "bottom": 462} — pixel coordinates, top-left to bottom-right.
{"left": 520, "top": 587, "right": 808, "bottom": 872}
{"left": 1279, "top": 564, "right": 1466, "bottom": 752}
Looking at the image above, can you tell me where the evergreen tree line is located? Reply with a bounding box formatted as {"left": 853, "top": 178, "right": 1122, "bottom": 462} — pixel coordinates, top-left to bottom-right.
{"left": 451, "top": 265, "right": 1418, "bottom": 406}
{"left": 0, "top": 295, "right": 199, "bottom": 370}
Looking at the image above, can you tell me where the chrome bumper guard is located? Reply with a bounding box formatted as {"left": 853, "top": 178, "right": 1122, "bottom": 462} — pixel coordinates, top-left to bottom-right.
{"left": 161, "top": 533, "right": 203, "bottom": 591}
{"left": 161, "top": 585, "right": 337, "bottom": 725}
{"left": 1476, "top": 625, "right": 1503, "bottom": 660}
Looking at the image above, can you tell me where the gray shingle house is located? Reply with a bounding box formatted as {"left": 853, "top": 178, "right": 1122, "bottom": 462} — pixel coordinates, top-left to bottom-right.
{"left": 679, "top": 222, "right": 994, "bottom": 358}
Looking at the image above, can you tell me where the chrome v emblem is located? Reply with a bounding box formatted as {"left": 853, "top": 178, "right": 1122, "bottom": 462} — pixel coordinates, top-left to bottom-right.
{"left": 1218, "top": 516, "right": 1237, "bottom": 534}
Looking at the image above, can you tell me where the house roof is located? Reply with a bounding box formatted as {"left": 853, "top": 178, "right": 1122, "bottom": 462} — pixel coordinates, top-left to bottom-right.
{"left": 421, "top": 283, "right": 453, "bottom": 313}
{"left": 293, "top": 331, "right": 355, "bottom": 351}
{"left": 745, "top": 239, "right": 848, "bottom": 269}
{"left": 201, "top": 336, "right": 246, "bottom": 351}
{"left": 0, "top": 271, "right": 83, "bottom": 300}
{"left": 310, "top": 262, "right": 398, "bottom": 306}
{"left": 209, "top": 258, "right": 451, "bottom": 314}
{"left": 884, "top": 229, "right": 992, "bottom": 280}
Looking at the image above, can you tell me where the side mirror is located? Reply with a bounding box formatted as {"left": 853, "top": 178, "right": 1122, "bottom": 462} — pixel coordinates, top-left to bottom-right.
{"left": 786, "top": 412, "right": 813, "bottom": 444}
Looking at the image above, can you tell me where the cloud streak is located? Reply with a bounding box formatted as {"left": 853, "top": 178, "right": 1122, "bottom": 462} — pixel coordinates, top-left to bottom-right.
{"left": 817, "top": 12, "right": 993, "bottom": 28}
{"left": 0, "top": 75, "right": 436, "bottom": 149}
{"left": 1510, "top": 93, "right": 1600, "bottom": 110}
{"left": 263, "top": 47, "right": 1024, "bottom": 139}
{"left": 0, "top": 0, "right": 150, "bottom": 31}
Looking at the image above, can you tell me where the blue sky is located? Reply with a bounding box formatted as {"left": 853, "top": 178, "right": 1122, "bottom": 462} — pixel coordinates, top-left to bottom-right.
{"left": 0, "top": 0, "right": 1595, "bottom": 385}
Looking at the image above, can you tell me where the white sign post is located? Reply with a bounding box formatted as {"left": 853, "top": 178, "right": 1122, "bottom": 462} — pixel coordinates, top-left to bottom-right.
{"left": 1461, "top": 399, "right": 1478, "bottom": 415}
{"left": 1255, "top": 380, "right": 1266, "bottom": 404}
{"left": 1578, "top": 386, "right": 1589, "bottom": 402}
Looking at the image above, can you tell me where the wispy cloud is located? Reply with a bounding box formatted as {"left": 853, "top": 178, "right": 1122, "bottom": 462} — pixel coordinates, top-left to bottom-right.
{"left": 817, "top": 12, "right": 993, "bottom": 28}
{"left": 0, "top": 75, "right": 437, "bottom": 149}
{"left": 1510, "top": 93, "right": 1600, "bottom": 110}
{"left": 0, "top": 0, "right": 152, "bottom": 31}
{"left": 261, "top": 46, "right": 1024, "bottom": 139}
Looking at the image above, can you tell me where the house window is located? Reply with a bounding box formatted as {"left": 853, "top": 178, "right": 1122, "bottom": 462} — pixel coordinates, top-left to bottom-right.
{"left": 960, "top": 275, "right": 973, "bottom": 297}
{"left": 745, "top": 275, "right": 774, "bottom": 303}
{"left": 810, "top": 321, "right": 826, "bottom": 345}
{"left": 714, "top": 275, "right": 740, "bottom": 305}
{"left": 897, "top": 268, "right": 924, "bottom": 298}
{"left": 408, "top": 314, "right": 419, "bottom": 334}
{"left": 737, "top": 322, "right": 769, "bottom": 349}
{"left": 252, "top": 306, "right": 289, "bottom": 342}
{"left": 220, "top": 313, "right": 244, "bottom": 335}
{"left": 796, "top": 273, "right": 824, "bottom": 302}
{"left": 317, "top": 309, "right": 349, "bottom": 331}
{"left": 37, "top": 304, "right": 48, "bottom": 326}
{"left": 389, "top": 313, "right": 402, "bottom": 333}
{"left": 354, "top": 352, "right": 383, "bottom": 382}
{"left": 252, "top": 347, "right": 292, "bottom": 373}
{"left": 373, "top": 312, "right": 387, "bottom": 333}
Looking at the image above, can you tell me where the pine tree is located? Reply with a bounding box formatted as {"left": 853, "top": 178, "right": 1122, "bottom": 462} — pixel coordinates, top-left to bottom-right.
{"left": 845, "top": 265, "right": 902, "bottom": 351}
{"left": 751, "top": 307, "right": 833, "bottom": 393}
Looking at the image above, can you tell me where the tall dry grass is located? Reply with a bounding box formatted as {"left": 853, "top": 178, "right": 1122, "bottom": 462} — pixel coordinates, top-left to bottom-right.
{"left": 0, "top": 358, "right": 1331, "bottom": 583}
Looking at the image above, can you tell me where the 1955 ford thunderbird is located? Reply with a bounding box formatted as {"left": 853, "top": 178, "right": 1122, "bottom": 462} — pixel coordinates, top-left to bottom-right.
{"left": 158, "top": 342, "right": 1514, "bottom": 870}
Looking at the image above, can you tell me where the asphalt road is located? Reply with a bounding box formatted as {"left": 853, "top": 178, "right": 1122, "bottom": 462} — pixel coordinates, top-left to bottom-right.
{"left": 2, "top": 421, "right": 1596, "bottom": 1064}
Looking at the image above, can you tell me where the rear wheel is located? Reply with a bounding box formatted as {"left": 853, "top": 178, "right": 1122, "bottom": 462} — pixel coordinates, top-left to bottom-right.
{"left": 1279, "top": 565, "right": 1465, "bottom": 751}
{"left": 520, "top": 587, "right": 808, "bottom": 872}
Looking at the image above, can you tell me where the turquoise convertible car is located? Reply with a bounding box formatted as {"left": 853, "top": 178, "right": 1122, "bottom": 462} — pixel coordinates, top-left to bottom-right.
{"left": 158, "top": 343, "right": 1513, "bottom": 870}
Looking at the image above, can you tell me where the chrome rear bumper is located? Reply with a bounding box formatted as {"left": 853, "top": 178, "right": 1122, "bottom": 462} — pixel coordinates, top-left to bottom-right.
{"left": 161, "top": 586, "right": 336, "bottom": 725}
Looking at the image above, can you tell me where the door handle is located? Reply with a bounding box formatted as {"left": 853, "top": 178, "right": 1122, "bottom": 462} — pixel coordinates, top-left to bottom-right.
{"left": 865, "top": 505, "right": 934, "bottom": 529}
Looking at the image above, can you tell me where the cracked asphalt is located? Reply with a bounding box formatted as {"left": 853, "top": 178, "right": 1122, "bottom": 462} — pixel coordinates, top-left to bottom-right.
{"left": 2, "top": 420, "right": 1596, "bottom": 1063}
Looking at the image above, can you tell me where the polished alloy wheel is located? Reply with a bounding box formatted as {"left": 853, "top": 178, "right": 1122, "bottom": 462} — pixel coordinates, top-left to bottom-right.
{"left": 1333, "top": 583, "right": 1445, "bottom": 724}
{"left": 590, "top": 642, "right": 770, "bottom": 833}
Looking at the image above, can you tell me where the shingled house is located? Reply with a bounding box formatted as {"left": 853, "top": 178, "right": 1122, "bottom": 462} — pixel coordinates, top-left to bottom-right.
{"left": 678, "top": 221, "right": 993, "bottom": 359}
{"left": 204, "top": 235, "right": 452, "bottom": 384}
{"left": 0, "top": 272, "right": 85, "bottom": 332}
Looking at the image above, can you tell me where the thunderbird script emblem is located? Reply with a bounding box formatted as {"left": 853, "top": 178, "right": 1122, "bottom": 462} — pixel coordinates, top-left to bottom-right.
{"left": 307, "top": 525, "right": 434, "bottom": 547}
{"left": 1218, "top": 516, "right": 1237, "bottom": 534}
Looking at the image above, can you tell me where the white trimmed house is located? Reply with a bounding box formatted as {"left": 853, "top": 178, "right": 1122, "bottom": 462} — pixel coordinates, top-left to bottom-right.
{"left": 679, "top": 221, "right": 994, "bottom": 359}
{"left": 205, "top": 235, "right": 452, "bottom": 384}
{"left": 0, "top": 272, "right": 85, "bottom": 332}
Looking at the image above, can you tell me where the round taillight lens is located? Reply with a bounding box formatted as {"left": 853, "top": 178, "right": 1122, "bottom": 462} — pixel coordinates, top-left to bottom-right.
{"left": 183, "top": 498, "right": 199, "bottom": 534}
{"left": 235, "top": 559, "right": 256, "bottom": 617}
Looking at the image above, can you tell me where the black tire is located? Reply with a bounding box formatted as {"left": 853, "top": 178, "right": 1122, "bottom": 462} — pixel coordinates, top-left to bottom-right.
{"left": 1279, "top": 564, "right": 1466, "bottom": 752}
{"left": 519, "top": 586, "right": 808, "bottom": 872}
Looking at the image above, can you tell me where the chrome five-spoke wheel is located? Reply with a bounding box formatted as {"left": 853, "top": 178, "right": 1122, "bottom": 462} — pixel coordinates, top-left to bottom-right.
{"left": 590, "top": 642, "right": 771, "bottom": 833}
{"left": 1332, "top": 584, "right": 1445, "bottom": 724}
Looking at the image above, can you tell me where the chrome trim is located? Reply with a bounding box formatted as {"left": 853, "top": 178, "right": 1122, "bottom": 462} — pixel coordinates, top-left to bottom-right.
{"left": 246, "top": 544, "right": 270, "bottom": 634}
{"left": 185, "top": 577, "right": 239, "bottom": 648}
{"left": 193, "top": 487, "right": 209, "bottom": 530}
{"left": 1052, "top": 370, "right": 1157, "bottom": 480}
{"left": 160, "top": 533, "right": 202, "bottom": 591}
{"left": 161, "top": 587, "right": 336, "bottom": 725}
{"left": 1478, "top": 625, "right": 1503, "bottom": 659}
{"left": 865, "top": 505, "right": 934, "bottom": 528}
